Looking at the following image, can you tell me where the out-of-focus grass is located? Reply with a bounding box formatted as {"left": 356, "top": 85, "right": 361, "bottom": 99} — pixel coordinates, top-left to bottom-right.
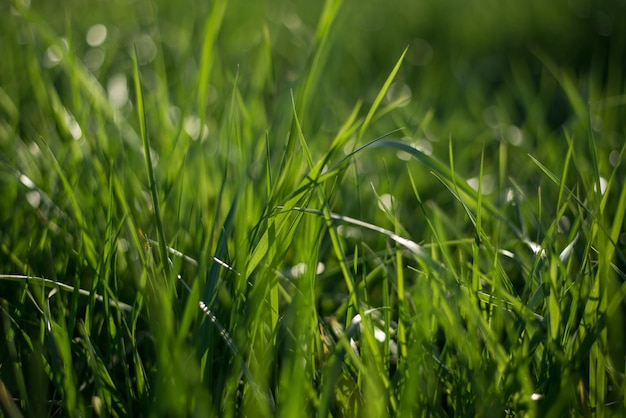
{"left": 1, "top": 0, "right": 625, "bottom": 416}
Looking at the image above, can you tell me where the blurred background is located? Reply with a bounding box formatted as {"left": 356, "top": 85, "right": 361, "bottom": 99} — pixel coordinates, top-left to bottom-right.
{"left": 5, "top": 0, "right": 624, "bottom": 159}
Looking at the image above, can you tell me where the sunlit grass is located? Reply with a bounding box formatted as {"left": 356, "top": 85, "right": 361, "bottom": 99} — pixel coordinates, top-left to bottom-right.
{"left": 1, "top": 0, "right": 625, "bottom": 416}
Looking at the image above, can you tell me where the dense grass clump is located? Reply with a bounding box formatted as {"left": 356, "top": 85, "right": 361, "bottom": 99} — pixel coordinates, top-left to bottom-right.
{"left": 1, "top": 0, "right": 626, "bottom": 416}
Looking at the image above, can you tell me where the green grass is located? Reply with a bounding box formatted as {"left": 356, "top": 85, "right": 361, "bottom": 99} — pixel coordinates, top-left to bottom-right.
{"left": 1, "top": 0, "right": 626, "bottom": 416}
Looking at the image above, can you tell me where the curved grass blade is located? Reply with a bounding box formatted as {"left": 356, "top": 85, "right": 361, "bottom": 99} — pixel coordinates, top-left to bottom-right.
{"left": 0, "top": 275, "right": 132, "bottom": 312}
{"left": 372, "top": 138, "right": 524, "bottom": 238}
{"left": 281, "top": 206, "right": 446, "bottom": 275}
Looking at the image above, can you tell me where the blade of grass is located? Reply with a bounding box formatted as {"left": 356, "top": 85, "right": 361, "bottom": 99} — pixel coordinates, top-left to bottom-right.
{"left": 272, "top": 0, "right": 344, "bottom": 199}
{"left": 132, "top": 45, "right": 170, "bottom": 280}
{"left": 586, "top": 105, "right": 602, "bottom": 211}
{"left": 246, "top": 112, "right": 367, "bottom": 277}
{"left": 78, "top": 321, "right": 125, "bottom": 416}
{"left": 531, "top": 46, "right": 585, "bottom": 119}
{"left": 43, "top": 295, "right": 82, "bottom": 416}
{"left": 0, "top": 378, "right": 25, "bottom": 418}
{"left": 197, "top": 0, "right": 228, "bottom": 120}
{"left": 36, "top": 139, "right": 98, "bottom": 271}
{"left": 284, "top": 206, "right": 445, "bottom": 274}
{"left": 0, "top": 299, "right": 29, "bottom": 415}
{"left": 294, "top": 0, "right": 344, "bottom": 128}
{"left": 374, "top": 138, "right": 523, "bottom": 238}
{"left": 357, "top": 47, "right": 408, "bottom": 142}
{"left": 0, "top": 275, "right": 132, "bottom": 312}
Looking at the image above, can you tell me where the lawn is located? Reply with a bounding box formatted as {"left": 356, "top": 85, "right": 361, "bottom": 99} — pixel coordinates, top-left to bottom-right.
{"left": 1, "top": 0, "right": 626, "bottom": 416}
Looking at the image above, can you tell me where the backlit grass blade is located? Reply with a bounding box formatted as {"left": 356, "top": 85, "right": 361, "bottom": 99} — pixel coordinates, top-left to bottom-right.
{"left": 358, "top": 47, "right": 407, "bottom": 142}
{"left": 132, "top": 45, "right": 170, "bottom": 279}
{"left": 197, "top": 0, "right": 228, "bottom": 119}
{"left": 528, "top": 153, "right": 589, "bottom": 215}
{"left": 284, "top": 206, "right": 446, "bottom": 274}
{"left": 0, "top": 275, "right": 133, "bottom": 312}
{"left": 372, "top": 138, "right": 523, "bottom": 238}
{"left": 294, "top": 0, "right": 344, "bottom": 124}
{"left": 586, "top": 105, "right": 602, "bottom": 211}
{"left": 291, "top": 91, "right": 315, "bottom": 170}
{"left": 246, "top": 102, "right": 364, "bottom": 278}
{"left": 273, "top": 0, "right": 344, "bottom": 196}
{"left": 315, "top": 188, "right": 360, "bottom": 324}
{"left": 532, "top": 46, "right": 585, "bottom": 119}
{"left": 557, "top": 132, "right": 575, "bottom": 209}
{"left": 36, "top": 140, "right": 98, "bottom": 270}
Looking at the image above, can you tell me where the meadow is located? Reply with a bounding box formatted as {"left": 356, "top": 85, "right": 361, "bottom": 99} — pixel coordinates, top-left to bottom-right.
{"left": 1, "top": 0, "right": 626, "bottom": 416}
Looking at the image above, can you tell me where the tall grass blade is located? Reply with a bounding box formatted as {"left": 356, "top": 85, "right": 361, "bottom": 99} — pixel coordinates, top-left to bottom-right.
{"left": 294, "top": 0, "right": 344, "bottom": 125}
{"left": 197, "top": 0, "right": 228, "bottom": 119}
{"left": 586, "top": 105, "right": 602, "bottom": 211}
{"left": 358, "top": 47, "right": 407, "bottom": 142}
{"left": 132, "top": 46, "right": 170, "bottom": 279}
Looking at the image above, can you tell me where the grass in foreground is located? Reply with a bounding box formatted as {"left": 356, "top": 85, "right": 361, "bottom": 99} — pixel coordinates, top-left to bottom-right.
{"left": 1, "top": 0, "right": 626, "bottom": 416}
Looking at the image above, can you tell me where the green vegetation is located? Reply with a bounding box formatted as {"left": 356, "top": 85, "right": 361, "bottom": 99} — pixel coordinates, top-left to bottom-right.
{"left": 1, "top": 0, "right": 625, "bottom": 416}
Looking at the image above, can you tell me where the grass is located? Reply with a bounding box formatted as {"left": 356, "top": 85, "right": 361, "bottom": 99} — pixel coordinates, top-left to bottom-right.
{"left": 1, "top": 0, "right": 626, "bottom": 416}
